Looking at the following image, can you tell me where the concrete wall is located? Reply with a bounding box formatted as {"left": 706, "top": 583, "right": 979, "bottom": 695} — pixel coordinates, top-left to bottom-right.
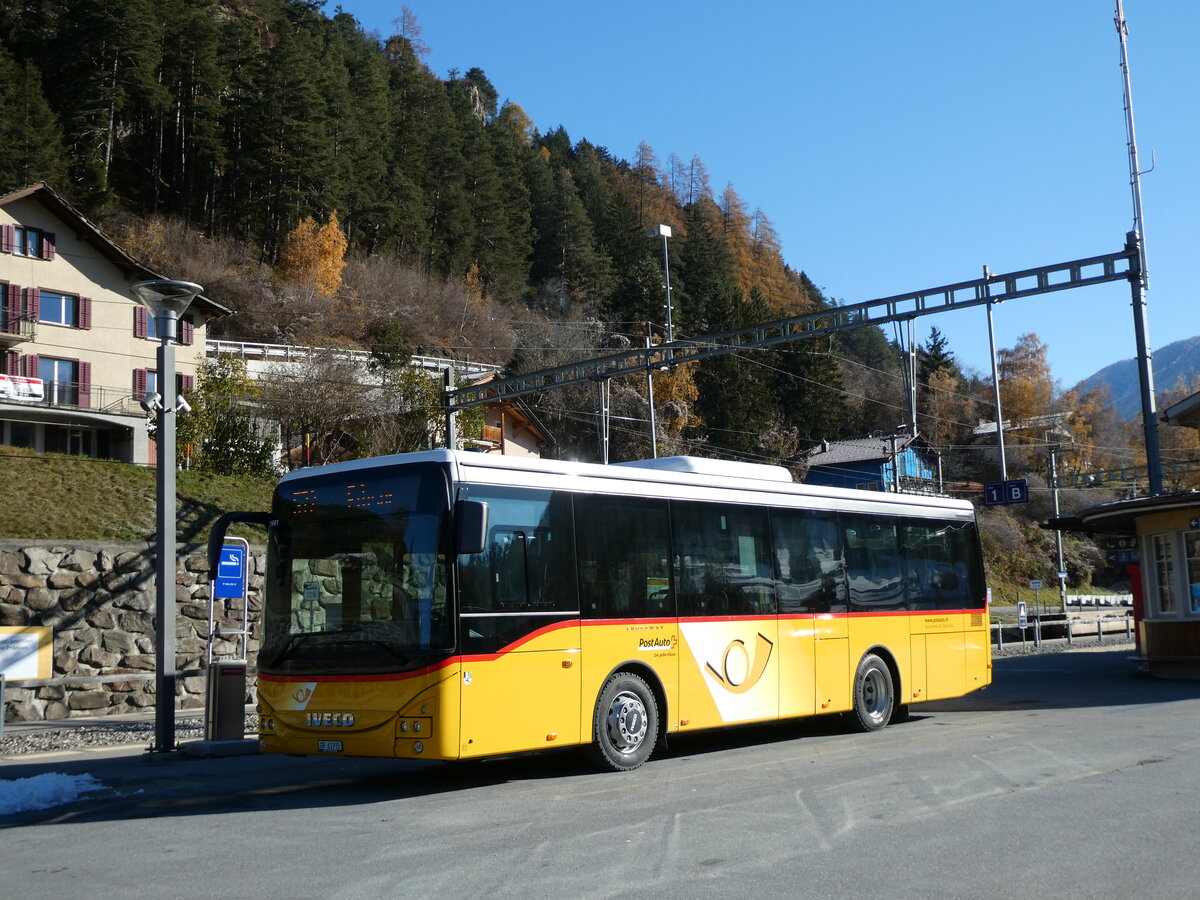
{"left": 0, "top": 540, "right": 263, "bottom": 722}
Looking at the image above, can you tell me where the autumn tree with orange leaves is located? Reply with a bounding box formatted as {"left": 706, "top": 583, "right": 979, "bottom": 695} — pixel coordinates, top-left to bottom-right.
{"left": 276, "top": 211, "right": 348, "bottom": 296}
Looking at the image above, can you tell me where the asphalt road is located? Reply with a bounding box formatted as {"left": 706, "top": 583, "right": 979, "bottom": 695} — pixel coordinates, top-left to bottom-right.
{"left": 4, "top": 646, "right": 1200, "bottom": 899}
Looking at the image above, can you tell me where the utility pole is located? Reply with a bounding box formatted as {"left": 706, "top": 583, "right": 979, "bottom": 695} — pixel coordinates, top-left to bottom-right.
{"left": 1115, "top": 1, "right": 1163, "bottom": 495}
{"left": 904, "top": 319, "right": 918, "bottom": 438}
{"left": 1048, "top": 443, "right": 1068, "bottom": 613}
{"left": 984, "top": 268, "right": 1008, "bottom": 481}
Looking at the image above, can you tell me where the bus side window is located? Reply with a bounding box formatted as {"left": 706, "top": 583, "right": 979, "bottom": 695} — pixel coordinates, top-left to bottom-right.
{"left": 902, "top": 518, "right": 981, "bottom": 610}
{"left": 575, "top": 495, "right": 672, "bottom": 618}
{"left": 672, "top": 501, "right": 774, "bottom": 617}
{"left": 842, "top": 514, "right": 905, "bottom": 612}
{"left": 771, "top": 509, "right": 846, "bottom": 614}
{"left": 457, "top": 487, "right": 577, "bottom": 614}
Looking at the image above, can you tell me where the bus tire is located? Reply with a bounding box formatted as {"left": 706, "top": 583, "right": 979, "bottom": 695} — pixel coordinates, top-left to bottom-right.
{"left": 850, "top": 653, "right": 894, "bottom": 732}
{"left": 589, "top": 672, "right": 659, "bottom": 771}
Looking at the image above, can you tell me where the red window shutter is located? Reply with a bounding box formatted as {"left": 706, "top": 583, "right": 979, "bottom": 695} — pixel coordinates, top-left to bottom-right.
{"left": 4, "top": 350, "right": 17, "bottom": 375}
{"left": 24, "top": 287, "right": 40, "bottom": 321}
{"left": 134, "top": 368, "right": 148, "bottom": 396}
{"left": 181, "top": 316, "right": 195, "bottom": 345}
{"left": 42, "top": 232, "right": 56, "bottom": 261}
{"left": 78, "top": 361, "right": 92, "bottom": 407}
{"left": 0, "top": 226, "right": 12, "bottom": 254}
{"left": 134, "top": 306, "right": 148, "bottom": 338}
{"left": 78, "top": 296, "right": 92, "bottom": 330}
{"left": 3, "top": 283, "right": 19, "bottom": 333}
{"left": 181, "top": 374, "right": 195, "bottom": 394}
{"left": 23, "top": 354, "right": 38, "bottom": 379}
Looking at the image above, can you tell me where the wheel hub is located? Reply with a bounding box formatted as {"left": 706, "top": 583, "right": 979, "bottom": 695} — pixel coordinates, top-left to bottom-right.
{"left": 606, "top": 691, "right": 647, "bottom": 752}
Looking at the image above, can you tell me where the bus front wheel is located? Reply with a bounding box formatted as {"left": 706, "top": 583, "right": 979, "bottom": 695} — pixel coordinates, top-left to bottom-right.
{"left": 589, "top": 672, "right": 659, "bottom": 771}
{"left": 851, "top": 653, "right": 894, "bottom": 732}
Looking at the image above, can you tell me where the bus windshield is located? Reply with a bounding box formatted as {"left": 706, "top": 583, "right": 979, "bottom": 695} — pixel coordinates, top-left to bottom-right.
{"left": 261, "top": 463, "right": 452, "bottom": 674}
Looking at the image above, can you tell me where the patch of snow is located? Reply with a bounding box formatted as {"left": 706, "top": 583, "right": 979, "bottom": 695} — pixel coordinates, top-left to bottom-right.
{"left": 0, "top": 772, "right": 107, "bottom": 815}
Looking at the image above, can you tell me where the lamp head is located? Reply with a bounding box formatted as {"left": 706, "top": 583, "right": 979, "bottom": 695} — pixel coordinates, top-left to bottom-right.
{"left": 130, "top": 279, "right": 204, "bottom": 318}
{"left": 139, "top": 391, "right": 163, "bottom": 413}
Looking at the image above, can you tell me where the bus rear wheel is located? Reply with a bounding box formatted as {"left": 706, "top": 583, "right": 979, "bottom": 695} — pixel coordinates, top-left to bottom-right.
{"left": 589, "top": 672, "right": 658, "bottom": 771}
{"left": 851, "top": 653, "right": 894, "bottom": 732}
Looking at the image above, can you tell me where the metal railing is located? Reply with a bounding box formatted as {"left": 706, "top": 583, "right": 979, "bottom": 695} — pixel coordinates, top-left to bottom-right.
{"left": 206, "top": 339, "right": 500, "bottom": 379}
{"left": 0, "top": 311, "right": 36, "bottom": 342}
{"left": 0, "top": 381, "right": 143, "bottom": 416}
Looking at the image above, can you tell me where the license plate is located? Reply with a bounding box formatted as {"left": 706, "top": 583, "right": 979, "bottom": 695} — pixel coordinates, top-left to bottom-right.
{"left": 317, "top": 740, "right": 343, "bottom": 753}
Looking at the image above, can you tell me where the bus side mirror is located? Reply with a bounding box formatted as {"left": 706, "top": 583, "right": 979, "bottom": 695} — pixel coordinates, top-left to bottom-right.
{"left": 207, "top": 510, "right": 272, "bottom": 572}
{"left": 455, "top": 500, "right": 489, "bottom": 555}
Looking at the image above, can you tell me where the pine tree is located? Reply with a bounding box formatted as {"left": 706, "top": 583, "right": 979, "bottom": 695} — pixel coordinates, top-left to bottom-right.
{"left": 48, "top": 0, "right": 168, "bottom": 211}
{"left": 0, "top": 50, "right": 69, "bottom": 192}
{"left": 381, "top": 30, "right": 436, "bottom": 260}
{"left": 326, "top": 10, "right": 399, "bottom": 250}
{"left": 246, "top": 18, "right": 333, "bottom": 256}
{"left": 481, "top": 104, "right": 535, "bottom": 300}
{"left": 918, "top": 325, "right": 957, "bottom": 384}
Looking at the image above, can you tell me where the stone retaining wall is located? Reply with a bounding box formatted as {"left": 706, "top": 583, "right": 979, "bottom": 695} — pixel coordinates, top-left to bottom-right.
{"left": 0, "top": 540, "right": 264, "bottom": 722}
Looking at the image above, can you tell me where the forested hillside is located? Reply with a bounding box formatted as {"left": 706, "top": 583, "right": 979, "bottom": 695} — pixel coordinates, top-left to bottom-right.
{"left": 2, "top": 0, "right": 1196, "bottom": 588}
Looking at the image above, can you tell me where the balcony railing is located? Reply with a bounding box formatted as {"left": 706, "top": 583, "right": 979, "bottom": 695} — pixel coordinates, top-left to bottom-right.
{"left": 0, "top": 312, "right": 36, "bottom": 343}
{"left": 0, "top": 381, "right": 144, "bottom": 416}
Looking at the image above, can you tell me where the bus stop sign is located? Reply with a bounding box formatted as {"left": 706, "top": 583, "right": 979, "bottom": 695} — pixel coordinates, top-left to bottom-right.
{"left": 214, "top": 543, "right": 247, "bottom": 600}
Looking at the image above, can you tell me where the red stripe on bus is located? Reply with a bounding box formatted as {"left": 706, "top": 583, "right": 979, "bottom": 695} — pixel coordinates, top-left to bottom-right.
{"left": 259, "top": 607, "right": 984, "bottom": 685}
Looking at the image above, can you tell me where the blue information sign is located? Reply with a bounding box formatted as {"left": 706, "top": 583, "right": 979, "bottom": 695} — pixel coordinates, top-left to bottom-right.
{"left": 984, "top": 479, "right": 1029, "bottom": 506}
{"left": 214, "top": 543, "right": 247, "bottom": 600}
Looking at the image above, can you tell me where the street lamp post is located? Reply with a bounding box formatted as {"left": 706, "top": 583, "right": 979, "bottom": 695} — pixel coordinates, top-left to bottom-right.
{"left": 130, "top": 279, "right": 204, "bottom": 754}
{"left": 652, "top": 224, "right": 675, "bottom": 347}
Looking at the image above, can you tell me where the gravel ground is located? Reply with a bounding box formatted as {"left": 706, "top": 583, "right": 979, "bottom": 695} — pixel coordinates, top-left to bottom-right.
{"left": 0, "top": 714, "right": 259, "bottom": 758}
{"left": 3, "top": 638, "right": 1137, "bottom": 758}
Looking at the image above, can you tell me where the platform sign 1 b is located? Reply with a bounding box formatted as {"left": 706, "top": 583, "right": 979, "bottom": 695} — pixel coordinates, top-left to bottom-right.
{"left": 984, "top": 478, "right": 1029, "bottom": 507}
{"left": 214, "top": 540, "right": 248, "bottom": 600}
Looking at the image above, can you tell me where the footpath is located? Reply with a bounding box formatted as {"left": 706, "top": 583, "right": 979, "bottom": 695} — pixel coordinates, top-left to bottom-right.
{"left": 0, "top": 706, "right": 436, "bottom": 827}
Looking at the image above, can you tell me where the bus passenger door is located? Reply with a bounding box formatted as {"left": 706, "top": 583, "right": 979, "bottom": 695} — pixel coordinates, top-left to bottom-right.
{"left": 813, "top": 615, "right": 850, "bottom": 714}
{"left": 454, "top": 487, "right": 583, "bottom": 759}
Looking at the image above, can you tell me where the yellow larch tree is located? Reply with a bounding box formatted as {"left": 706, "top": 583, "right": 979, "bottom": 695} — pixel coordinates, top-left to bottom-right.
{"left": 315, "top": 211, "right": 348, "bottom": 296}
{"left": 276, "top": 211, "right": 347, "bottom": 297}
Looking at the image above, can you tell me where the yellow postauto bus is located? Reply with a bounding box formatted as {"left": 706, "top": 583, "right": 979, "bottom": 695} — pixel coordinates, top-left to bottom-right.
{"left": 213, "top": 450, "right": 990, "bottom": 771}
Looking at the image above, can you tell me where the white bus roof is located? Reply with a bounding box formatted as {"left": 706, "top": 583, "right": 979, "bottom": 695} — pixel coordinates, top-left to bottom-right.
{"left": 279, "top": 450, "right": 975, "bottom": 518}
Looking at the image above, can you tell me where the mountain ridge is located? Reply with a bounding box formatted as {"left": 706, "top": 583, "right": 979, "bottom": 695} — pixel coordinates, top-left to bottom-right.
{"left": 1075, "top": 334, "right": 1200, "bottom": 418}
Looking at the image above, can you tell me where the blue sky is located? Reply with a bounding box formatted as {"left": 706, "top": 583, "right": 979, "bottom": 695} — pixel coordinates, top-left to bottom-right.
{"left": 341, "top": 1, "right": 1198, "bottom": 392}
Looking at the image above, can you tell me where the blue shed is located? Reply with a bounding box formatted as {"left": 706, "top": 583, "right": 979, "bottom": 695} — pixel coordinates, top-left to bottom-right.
{"left": 802, "top": 432, "right": 940, "bottom": 494}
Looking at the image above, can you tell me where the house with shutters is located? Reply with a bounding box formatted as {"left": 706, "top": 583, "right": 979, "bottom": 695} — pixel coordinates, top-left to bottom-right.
{"left": 0, "top": 183, "right": 228, "bottom": 464}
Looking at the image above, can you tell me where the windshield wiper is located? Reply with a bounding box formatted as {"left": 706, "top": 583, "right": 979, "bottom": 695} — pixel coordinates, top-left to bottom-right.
{"left": 262, "top": 630, "right": 413, "bottom": 669}
{"left": 259, "top": 631, "right": 324, "bottom": 667}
